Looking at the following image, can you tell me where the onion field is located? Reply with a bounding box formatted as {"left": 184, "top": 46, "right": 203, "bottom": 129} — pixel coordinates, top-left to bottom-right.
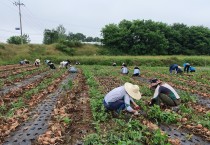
{"left": 0, "top": 64, "right": 210, "bottom": 145}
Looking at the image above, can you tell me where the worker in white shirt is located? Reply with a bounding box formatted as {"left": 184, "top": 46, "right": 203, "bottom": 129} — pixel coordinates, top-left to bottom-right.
{"left": 103, "top": 82, "right": 141, "bottom": 115}
{"left": 121, "top": 64, "right": 129, "bottom": 74}
{"left": 149, "top": 78, "right": 181, "bottom": 107}
{"left": 132, "top": 66, "right": 140, "bottom": 76}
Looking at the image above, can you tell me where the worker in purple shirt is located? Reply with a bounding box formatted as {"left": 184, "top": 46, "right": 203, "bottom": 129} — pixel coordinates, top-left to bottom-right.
{"left": 148, "top": 78, "right": 181, "bottom": 107}
{"left": 103, "top": 82, "right": 141, "bottom": 115}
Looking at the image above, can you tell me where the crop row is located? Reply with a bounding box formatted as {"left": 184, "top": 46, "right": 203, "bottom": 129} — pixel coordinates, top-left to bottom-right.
{"left": 1, "top": 65, "right": 210, "bottom": 144}
{"left": 126, "top": 68, "right": 210, "bottom": 142}
{"left": 83, "top": 65, "right": 210, "bottom": 144}
{"left": 0, "top": 69, "right": 67, "bottom": 144}
{"left": 141, "top": 69, "right": 210, "bottom": 98}
{"left": 0, "top": 64, "right": 34, "bottom": 72}
{"left": 34, "top": 70, "right": 95, "bottom": 144}
{"left": 80, "top": 66, "right": 174, "bottom": 145}
{"left": 0, "top": 66, "right": 49, "bottom": 88}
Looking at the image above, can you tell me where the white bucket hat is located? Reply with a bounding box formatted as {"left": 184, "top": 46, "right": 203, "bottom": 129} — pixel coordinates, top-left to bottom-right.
{"left": 124, "top": 82, "right": 141, "bottom": 100}
{"left": 36, "top": 59, "right": 40, "bottom": 63}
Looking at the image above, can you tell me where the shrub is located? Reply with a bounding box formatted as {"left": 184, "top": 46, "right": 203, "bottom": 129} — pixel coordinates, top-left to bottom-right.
{"left": 55, "top": 43, "right": 75, "bottom": 55}
{"left": 55, "top": 43, "right": 66, "bottom": 51}
{"left": 0, "top": 44, "right": 5, "bottom": 49}
{"left": 60, "top": 40, "right": 82, "bottom": 47}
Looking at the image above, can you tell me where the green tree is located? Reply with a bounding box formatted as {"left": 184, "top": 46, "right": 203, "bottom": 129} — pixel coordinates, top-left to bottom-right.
{"left": 101, "top": 19, "right": 210, "bottom": 55}
{"left": 101, "top": 23, "right": 120, "bottom": 48}
{"left": 7, "top": 34, "right": 30, "bottom": 44}
{"left": 93, "top": 37, "right": 101, "bottom": 42}
{"left": 56, "top": 24, "right": 67, "bottom": 42}
{"left": 67, "top": 32, "right": 86, "bottom": 41}
{"left": 102, "top": 19, "right": 169, "bottom": 55}
{"left": 188, "top": 26, "right": 210, "bottom": 55}
{"left": 43, "top": 29, "right": 59, "bottom": 44}
{"left": 85, "top": 36, "right": 93, "bottom": 42}
{"left": 74, "top": 33, "right": 86, "bottom": 41}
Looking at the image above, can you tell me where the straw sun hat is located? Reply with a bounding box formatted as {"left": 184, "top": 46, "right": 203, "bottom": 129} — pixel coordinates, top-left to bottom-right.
{"left": 124, "top": 82, "right": 141, "bottom": 100}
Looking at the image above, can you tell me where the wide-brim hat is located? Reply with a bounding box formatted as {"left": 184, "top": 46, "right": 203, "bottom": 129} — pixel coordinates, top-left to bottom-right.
{"left": 36, "top": 59, "right": 40, "bottom": 63}
{"left": 124, "top": 82, "right": 141, "bottom": 100}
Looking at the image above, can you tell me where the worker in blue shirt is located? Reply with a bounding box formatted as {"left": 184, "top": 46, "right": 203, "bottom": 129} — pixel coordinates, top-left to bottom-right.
{"left": 189, "top": 66, "right": 196, "bottom": 72}
{"left": 169, "top": 64, "right": 182, "bottom": 74}
{"left": 183, "top": 63, "right": 191, "bottom": 73}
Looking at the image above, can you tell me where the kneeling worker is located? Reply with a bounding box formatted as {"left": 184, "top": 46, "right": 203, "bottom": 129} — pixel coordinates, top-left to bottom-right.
{"left": 149, "top": 78, "right": 181, "bottom": 107}
{"left": 133, "top": 66, "right": 140, "bottom": 76}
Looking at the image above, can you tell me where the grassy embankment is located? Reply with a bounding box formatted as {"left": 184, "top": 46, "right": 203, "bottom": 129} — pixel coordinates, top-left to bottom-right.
{"left": 0, "top": 43, "right": 210, "bottom": 67}
{"left": 0, "top": 43, "right": 100, "bottom": 65}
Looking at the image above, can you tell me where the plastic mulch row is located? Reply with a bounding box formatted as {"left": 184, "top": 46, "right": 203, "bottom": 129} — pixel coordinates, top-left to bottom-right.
{"left": 3, "top": 73, "right": 77, "bottom": 145}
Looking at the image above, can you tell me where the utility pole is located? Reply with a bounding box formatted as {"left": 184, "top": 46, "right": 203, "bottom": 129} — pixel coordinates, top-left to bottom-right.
{"left": 14, "top": 0, "right": 24, "bottom": 44}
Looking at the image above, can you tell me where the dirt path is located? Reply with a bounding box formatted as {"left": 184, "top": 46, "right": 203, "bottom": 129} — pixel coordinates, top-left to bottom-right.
{"left": 32, "top": 71, "right": 94, "bottom": 145}
{"left": 64, "top": 72, "right": 94, "bottom": 145}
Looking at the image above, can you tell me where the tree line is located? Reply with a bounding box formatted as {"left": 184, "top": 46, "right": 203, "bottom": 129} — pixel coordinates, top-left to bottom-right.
{"left": 101, "top": 19, "right": 210, "bottom": 55}
{"left": 6, "top": 25, "right": 100, "bottom": 45}
{"left": 43, "top": 25, "right": 100, "bottom": 44}
{"left": 6, "top": 20, "right": 210, "bottom": 56}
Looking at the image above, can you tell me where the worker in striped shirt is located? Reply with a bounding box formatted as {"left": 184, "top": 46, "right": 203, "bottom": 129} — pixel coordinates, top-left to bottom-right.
{"left": 148, "top": 78, "right": 181, "bottom": 107}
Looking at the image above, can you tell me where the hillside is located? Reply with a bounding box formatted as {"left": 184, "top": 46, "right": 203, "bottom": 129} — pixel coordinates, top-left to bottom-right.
{"left": 0, "top": 43, "right": 101, "bottom": 65}
{"left": 0, "top": 43, "right": 210, "bottom": 67}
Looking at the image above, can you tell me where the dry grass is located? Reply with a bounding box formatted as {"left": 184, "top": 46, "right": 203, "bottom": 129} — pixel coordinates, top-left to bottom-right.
{"left": 74, "top": 44, "right": 100, "bottom": 56}
{"left": 0, "top": 43, "right": 100, "bottom": 64}
{"left": 0, "top": 43, "right": 209, "bottom": 67}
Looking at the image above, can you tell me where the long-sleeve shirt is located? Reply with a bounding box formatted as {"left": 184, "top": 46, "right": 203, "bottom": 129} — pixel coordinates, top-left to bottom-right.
{"left": 169, "top": 64, "right": 178, "bottom": 73}
{"left": 104, "top": 86, "right": 134, "bottom": 112}
{"left": 121, "top": 67, "right": 128, "bottom": 74}
{"left": 183, "top": 63, "right": 190, "bottom": 67}
{"left": 60, "top": 61, "right": 68, "bottom": 67}
{"left": 45, "top": 60, "right": 51, "bottom": 65}
{"left": 133, "top": 68, "right": 140, "bottom": 74}
{"left": 152, "top": 83, "right": 180, "bottom": 100}
{"left": 190, "top": 66, "right": 195, "bottom": 71}
{"left": 19, "top": 60, "right": 25, "bottom": 65}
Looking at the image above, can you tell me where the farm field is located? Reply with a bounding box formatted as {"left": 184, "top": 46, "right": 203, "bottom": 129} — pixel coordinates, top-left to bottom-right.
{"left": 0, "top": 64, "right": 210, "bottom": 145}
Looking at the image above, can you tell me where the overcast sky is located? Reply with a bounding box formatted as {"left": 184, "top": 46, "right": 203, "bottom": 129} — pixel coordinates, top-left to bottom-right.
{"left": 0, "top": 0, "right": 209, "bottom": 44}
